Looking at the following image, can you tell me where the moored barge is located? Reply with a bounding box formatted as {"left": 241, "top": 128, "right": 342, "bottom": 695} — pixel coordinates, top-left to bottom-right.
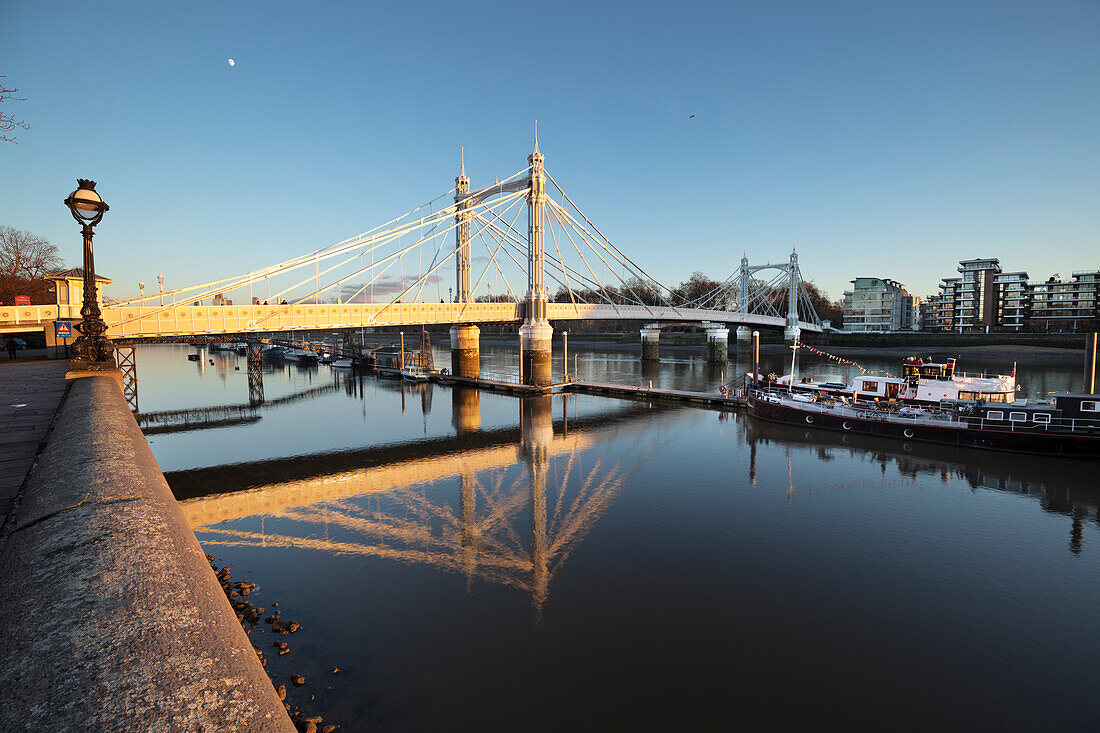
{"left": 748, "top": 390, "right": 1100, "bottom": 457}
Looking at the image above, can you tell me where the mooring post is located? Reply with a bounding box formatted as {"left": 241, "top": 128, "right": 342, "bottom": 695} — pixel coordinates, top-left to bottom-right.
{"left": 1086, "top": 332, "right": 1098, "bottom": 394}
{"left": 563, "top": 331, "right": 568, "bottom": 381}
{"left": 752, "top": 330, "right": 760, "bottom": 389}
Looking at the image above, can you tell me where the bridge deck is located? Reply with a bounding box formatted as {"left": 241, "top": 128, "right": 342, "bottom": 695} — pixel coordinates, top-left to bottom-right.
{"left": 2, "top": 302, "right": 820, "bottom": 339}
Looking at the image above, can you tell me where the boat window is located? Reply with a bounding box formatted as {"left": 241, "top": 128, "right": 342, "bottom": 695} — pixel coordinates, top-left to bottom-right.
{"left": 1032, "top": 413, "right": 1051, "bottom": 424}
{"left": 959, "top": 391, "right": 980, "bottom": 401}
{"left": 862, "top": 381, "right": 879, "bottom": 393}
{"left": 1008, "top": 412, "right": 1028, "bottom": 422}
{"left": 1083, "top": 400, "right": 1098, "bottom": 412}
{"left": 982, "top": 393, "right": 1008, "bottom": 403}
{"left": 986, "top": 411, "right": 1004, "bottom": 420}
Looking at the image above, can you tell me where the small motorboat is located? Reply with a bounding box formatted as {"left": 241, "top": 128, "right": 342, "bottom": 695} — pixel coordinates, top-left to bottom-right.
{"left": 333, "top": 358, "right": 354, "bottom": 369}
{"left": 400, "top": 365, "right": 428, "bottom": 381}
{"left": 187, "top": 354, "right": 200, "bottom": 361}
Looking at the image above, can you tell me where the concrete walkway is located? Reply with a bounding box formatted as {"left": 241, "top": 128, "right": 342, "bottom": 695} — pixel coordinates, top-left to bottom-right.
{"left": 0, "top": 359, "right": 69, "bottom": 530}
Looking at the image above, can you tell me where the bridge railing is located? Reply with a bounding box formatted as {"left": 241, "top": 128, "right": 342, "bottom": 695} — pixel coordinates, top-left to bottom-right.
{"left": 0, "top": 304, "right": 61, "bottom": 328}
{"left": 2, "top": 301, "right": 821, "bottom": 337}
{"left": 95, "top": 302, "right": 524, "bottom": 338}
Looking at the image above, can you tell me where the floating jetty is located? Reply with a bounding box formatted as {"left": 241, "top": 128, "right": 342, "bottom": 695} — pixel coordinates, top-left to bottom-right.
{"left": 418, "top": 371, "right": 750, "bottom": 408}
{"left": 565, "top": 380, "right": 747, "bottom": 409}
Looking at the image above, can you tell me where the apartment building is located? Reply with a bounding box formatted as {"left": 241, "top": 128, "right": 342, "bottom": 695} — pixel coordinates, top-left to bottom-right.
{"left": 843, "top": 277, "right": 920, "bottom": 332}
{"left": 923, "top": 277, "right": 960, "bottom": 331}
{"left": 920, "top": 259, "right": 1098, "bottom": 332}
{"left": 1029, "top": 271, "right": 1100, "bottom": 331}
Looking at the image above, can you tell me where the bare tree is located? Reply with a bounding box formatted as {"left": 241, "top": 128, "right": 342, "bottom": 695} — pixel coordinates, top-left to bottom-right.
{"left": 0, "top": 226, "right": 64, "bottom": 304}
{"left": 1, "top": 76, "right": 30, "bottom": 144}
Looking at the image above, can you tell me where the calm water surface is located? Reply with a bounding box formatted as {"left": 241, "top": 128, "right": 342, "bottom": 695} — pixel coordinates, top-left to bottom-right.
{"left": 138, "top": 343, "right": 1099, "bottom": 730}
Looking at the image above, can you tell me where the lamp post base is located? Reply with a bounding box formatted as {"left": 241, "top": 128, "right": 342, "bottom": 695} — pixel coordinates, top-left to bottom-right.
{"left": 68, "top": 358, "right": 119, "bottom": 373}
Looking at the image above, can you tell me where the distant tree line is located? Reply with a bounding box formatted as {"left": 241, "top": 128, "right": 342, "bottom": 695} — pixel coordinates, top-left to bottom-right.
{"left": 471, "top": 269, "right": 845, "bottom": 329}
{"left": 0, "top": 226, "right": 65, "bottom": 305}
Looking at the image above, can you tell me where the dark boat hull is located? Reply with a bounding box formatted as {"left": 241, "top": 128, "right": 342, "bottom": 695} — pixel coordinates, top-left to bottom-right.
{"left": 749, "top": 396, "right": 1100, "bottom": 458}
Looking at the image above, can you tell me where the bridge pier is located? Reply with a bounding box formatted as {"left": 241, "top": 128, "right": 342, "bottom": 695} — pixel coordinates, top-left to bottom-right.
{"left": 449, "top": 325, "right": 481, "bottom": 379}
{"left": 736, "top": 325, "right": 752, "bottom": 343}
{"left": 520, "top": 320, "right": 553, "bottom": 386}
{"left": 640, "top": 324, "right": 660, "bottom": 361}
{"left": 703, "top": 323, "right": 729, "bottom": 363}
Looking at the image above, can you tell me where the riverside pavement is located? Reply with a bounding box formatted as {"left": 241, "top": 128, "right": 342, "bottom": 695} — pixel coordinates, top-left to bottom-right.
{"left": 0, "top": 359, "right": 69, "bottom": 533}
{"left": 0, "top": 371, "right": 295, "bottom": 731}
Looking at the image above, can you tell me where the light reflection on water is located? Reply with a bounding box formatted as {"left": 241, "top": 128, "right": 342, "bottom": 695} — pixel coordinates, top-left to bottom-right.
{"left": 136, "top": 344, "right": 1100, "bottom": 730}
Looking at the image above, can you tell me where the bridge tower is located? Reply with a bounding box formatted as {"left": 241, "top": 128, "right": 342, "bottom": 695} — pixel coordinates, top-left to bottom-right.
{"left": 736, "top": 254, "right": 752, "bottom": 343}
{"left": 450, "top": 151, "right": 481, "bottom": 378}
{"left": 520, "top": 136, "right": 553, "bottom": 384}
{"left": 784, "top": 249, "right": 801, "bottom": 343}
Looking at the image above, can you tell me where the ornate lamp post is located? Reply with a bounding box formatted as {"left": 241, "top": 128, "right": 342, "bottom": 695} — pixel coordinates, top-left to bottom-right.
{"left": 157, "top": 273, "right": 164, "bottom": 306}
{"left": 64, "top": 179, "right": 113, "bottom": 366}
{"left": 138, "top": 281, "right": 145, "bottom": 300}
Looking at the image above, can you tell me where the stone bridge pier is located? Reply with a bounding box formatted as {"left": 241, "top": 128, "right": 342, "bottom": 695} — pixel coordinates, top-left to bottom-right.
{"left": 449, "top": 324, "right": 481, "bottom": 379}
{"left": 703, "top": 322, "right": 729, "bottom": 363}
{"left": 640, "top": 324, "right": 661, "bottom": 361}
{"left": 520, "top": 320, "right": 553, "bottom": 386}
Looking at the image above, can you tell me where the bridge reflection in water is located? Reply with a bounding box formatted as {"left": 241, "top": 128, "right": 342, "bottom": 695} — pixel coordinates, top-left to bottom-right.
{"left": 174, "top": 392, "right": 661, "bottom": 614}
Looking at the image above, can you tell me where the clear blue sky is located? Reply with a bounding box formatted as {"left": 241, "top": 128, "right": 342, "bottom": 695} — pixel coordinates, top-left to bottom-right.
{"left": 2, "top": 0, "right": 1097, "bottom": 302}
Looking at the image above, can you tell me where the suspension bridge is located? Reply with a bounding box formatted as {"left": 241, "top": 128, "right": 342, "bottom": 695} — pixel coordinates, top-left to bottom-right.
{"left": 10, "top": 140, "right": 822, "bottom": 382}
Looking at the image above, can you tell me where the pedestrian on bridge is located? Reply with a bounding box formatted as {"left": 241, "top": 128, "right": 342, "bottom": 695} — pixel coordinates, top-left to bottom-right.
{"left": 5, "top": 337, "right": 17, "bottom": 360}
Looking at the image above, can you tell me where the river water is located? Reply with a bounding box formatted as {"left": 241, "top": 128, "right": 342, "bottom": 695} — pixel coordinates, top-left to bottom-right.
{"left": 137, "top": 342, "right": 1099, "bottom": 730}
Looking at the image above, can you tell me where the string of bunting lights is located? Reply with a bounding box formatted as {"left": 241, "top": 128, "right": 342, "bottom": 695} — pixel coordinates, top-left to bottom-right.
{"left": 795, "top": 342, "right": 896, "bottom": 378}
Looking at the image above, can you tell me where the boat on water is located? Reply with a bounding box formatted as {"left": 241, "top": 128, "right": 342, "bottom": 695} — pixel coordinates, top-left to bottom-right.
{"left": 333, "top": 358, "right": 354, "bottom": 368}
{"left": 762, "top": 356, "right": 1017, "bottom": 405}
{"left": 400, "top": 365, "right": 428, "bottom": 381}
{"left": 747, "top": 388, "right": 1100, "bottom": 457}
{"left": 294, "top": 352, "right": 318, "bottom": 364}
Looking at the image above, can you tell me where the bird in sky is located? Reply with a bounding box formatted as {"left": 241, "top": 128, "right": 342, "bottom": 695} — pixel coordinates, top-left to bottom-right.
{"left": 689, "top": 114, "right": 695, "bottom": 118}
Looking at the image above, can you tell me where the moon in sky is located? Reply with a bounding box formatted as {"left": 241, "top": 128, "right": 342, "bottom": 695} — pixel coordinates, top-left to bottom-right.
{"left": 228, "top": 58, "right": 235, "bottom": 67}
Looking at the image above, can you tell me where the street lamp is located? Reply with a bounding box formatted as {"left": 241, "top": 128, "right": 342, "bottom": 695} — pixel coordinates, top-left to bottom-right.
{"left": 138, "top": 281, "right": 145, "bottom": 300}
{"left": 157, "top": 273, "right": 164, "bottom": 306}
{"left": 64, "top": 178, "right": 113, "bottom": 366}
